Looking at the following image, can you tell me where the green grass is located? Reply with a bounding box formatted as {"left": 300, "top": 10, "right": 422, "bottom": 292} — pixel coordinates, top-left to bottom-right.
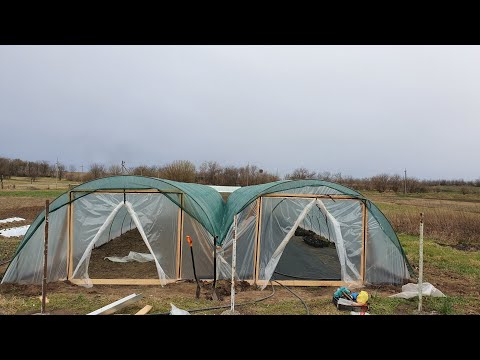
{"left": 368, "top": 294, "right": 406, "bottom": 314}
{"left": 363, "top": 189, "right": 480, "bottom": 203}
{"left": 367, "top": 294, "right": 475, "bottom": 315}
{"left": 399, "top": 234, "right": 480, "bottom": 281}
{"left": 0, "top": 190, "right": 65, "bottom": 198}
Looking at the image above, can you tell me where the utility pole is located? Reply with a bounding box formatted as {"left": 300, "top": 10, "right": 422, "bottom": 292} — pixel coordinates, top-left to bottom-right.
{"left": 121, "top": 161, "right": 127, "bottom": 175}
{"left": 404, "top": 168, "right": 407, "bottom": 195}
{"left": 80, "top": 164, "right": 84, "bottom": 173}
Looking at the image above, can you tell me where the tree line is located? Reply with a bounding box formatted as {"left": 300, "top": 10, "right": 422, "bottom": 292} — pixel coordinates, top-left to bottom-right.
{"left": 0, "top": 157, "right": 68, "bottom": 181}
{"left": 1, "top": 156, "right": 479, "bottom": 192}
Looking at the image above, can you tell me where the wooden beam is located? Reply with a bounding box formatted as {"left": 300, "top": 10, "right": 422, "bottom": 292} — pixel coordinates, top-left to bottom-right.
{"left": 87, "top": 293, "right": 144, "bottom": 315}
{"left": 252, "top": 199, "right": 260, "bottom": 282}
{"left": 135, "top": 305, "right": 153, "bottom": 315}
{"left": 71, "top": 189, "right": 182, "bottom": 194}
{"left": 67, "top": 191, "right": 73, "bottom": 279}
{"left": 176, "top": 194, "right": 183, "bottom": 279}
{"left": 362, "top": 202, "right": 368, "bottom": 283}
{"left": 262, "top": 194, "right": 361, "bottom": 199}
{"left": 68, "top": 277, "right": 360, "bottom": 287}
{"left": 254, "top": 197, "right": 263, "bottom": 284}
{"left": 256, "top": 280, "right": 355, "bottom": 287}
{"left": 69, "top": 278, "right": 177, "bottom": 285}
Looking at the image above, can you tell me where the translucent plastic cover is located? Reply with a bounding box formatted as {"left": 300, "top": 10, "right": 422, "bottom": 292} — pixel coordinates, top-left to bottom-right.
{"left": 217, "top": 201, "right": 257, "bottom": 280}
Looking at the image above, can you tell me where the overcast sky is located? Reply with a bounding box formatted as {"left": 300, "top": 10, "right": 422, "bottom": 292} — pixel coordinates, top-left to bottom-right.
{"left": 0, "top": 45, "right": 479, "bottom": 179}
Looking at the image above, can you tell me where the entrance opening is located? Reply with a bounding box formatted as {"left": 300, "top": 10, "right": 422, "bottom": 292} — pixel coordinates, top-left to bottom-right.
{"left": 88, "top": 228, "right": 158, "bottom": 279}
{"left": 272, "top": 225, "right": 341, "bottom": 280}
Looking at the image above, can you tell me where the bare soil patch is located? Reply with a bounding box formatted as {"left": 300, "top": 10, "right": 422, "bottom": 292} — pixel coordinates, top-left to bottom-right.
{"left": 88, "top": 229, "right": 158, "bottom": 279}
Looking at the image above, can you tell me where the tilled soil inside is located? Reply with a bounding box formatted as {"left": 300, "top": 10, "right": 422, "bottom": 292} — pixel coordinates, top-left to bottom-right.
{"left": 88, "top": 229, "right": 158, "bottom": 279}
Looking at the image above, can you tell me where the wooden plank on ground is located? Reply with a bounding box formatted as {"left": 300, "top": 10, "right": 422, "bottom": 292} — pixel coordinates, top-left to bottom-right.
{"left": 135, "top": 305, "right": 153, "bottom": 315}
{"left": 87, "top": 293, "right": 144, "bottom": 315}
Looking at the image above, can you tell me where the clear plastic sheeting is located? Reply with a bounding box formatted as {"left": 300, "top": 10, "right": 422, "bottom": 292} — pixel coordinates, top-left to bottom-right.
{"left": 181, "top": 214, "right": 214, "bottom": 279}
{"left": 170, "top": 303, "right": 191, "bottom": 315}
{"left": 72, "top": 193, "right": 179, "bottom": 287}
{"left": 128, "top": 194, "right": 179, "bottom": 279}
{"left": 317, "top": 199, "right": 362, "bottom": 281}
{"left": 257, "top": 198, "right": 362, "bottom": 288}
{"left": 104, "top": 251, "right": 154, "bottom": 263}
{"left": 72, "top": 201, "right": 168, "bottom": 287}
{"left": 274, "top": 186, "right": 345, "bottom": 196}
{"left": 217, "top": 201, "right": 257, "bottom": 280}
{"left": 389, "top": 282, "right": 445, "bottom": 299}
{"left": 366, "top": 211, "right": 410, "bottom": 284}
{"left": 263, "top": 199, "right": 316, "bottom": 285}
{"left": 1, "top": 207, "right": 68, "bottom": 284}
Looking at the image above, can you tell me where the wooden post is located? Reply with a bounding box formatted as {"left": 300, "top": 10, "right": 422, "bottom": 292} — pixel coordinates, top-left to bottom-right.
{"left": 176, "top": 194, "right": 183, "bottom": 279}
{"left": 361, "top": 201, "right": 368, "bottom": 283}
{"left": 41, "top": 200, "right": 49, "bottom": 314}
{"left": 230, "top": 214, "right": 238, "bottom": 312}
{"left": 67, "top": 192, "right": 74, "bottom": 279}
{"left": 254, "top": 197, "right": 263, "bottom": 284}
{"left": 418, "top": 212, "right": 424, "bottom": 312}
{"left": 252, "top": 199, "right": 260, "bottom": 282}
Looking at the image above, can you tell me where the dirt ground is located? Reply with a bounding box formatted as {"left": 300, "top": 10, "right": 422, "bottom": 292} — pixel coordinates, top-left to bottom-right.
{"left": 0, "top": 279, "right": 378, "bottom": 315}
{"left": 0, "top": 194, "right": 478, "bottom": 315}
{"left": 89, "top": 229, "right": 158, "bottom": 279}
{"left": 0, "top": 197, "right": 44, "bottom": 231}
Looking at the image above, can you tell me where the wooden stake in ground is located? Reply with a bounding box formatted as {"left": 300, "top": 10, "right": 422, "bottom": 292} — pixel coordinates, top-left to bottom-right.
{"left": 41, "top": 199, "right": 49, "bottom": 314}
{"left": 231, "top": 214, "right": 237, "bottom": 313}
{"left": 418, "top": 212, "right": 424, "bottom": 312}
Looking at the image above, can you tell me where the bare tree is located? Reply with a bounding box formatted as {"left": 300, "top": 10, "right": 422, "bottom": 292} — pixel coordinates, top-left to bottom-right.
{"left": 285, "top": 167, "right": 316, "bottom": 180}
{"left": 317, "top": 171, "right": 332, "bottom": 181}
{"left": 132, "top": 165, "right": 153, "bottom": 176}
{"left": 220, "top": 166, "right": 240, "bottom": 186}
{"left": 389, "top": 174, "right": 402, "bottom": 192}
{"left": 108, "top": 164, "right": 123, "bottom": 176}
{"left": 198, "top": 161, "right": 222, "bottom": 184}
{"left": 38, "top": 161, "right": 50, "bottom": 177}
{"left": 370, "top": 174, "right": 390, "bottom": 192}
{"left": 57, "top": 163, "right": 66, "bottom": 180}
{"left": 159, "top": 160, "right": 196, "bottom": 182}
{"left": 27, "top": 161, "right": 39, "bottom": 182}
{"left": 87, "top": 163, "right": 107, "bottom": 180}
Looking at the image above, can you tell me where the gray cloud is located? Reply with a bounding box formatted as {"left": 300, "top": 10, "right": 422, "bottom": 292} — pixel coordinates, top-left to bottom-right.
{"left": 0, "top": 45, "right": 479, "bottom": 179}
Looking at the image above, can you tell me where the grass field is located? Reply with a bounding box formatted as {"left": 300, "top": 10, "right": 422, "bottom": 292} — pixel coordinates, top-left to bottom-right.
{"left": 0, "top": 176, "right": 78, "bottom": 191}
{"left": 0, "top": 179, "right": 479, "bottom": 315}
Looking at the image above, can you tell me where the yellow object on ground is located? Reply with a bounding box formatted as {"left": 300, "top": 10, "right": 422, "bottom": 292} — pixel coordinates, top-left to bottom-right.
{"left": 356, "top": 291, "right": 369, "bottom": 304}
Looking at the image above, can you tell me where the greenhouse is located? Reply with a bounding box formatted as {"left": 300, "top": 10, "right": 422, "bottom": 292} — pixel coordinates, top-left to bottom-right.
{"left": 1, "top": 176, "right": 224, "bottom": 287}
{"left": 1, "top": 177, "right": 412, "bottom": 287}
{"left": 217, "top": 179, "right": 412, "bottom": 287}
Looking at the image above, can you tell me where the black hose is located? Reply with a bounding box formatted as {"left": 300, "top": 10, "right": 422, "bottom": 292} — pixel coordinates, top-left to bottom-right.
{"left": 150, "top": 281, "right": 276, "bottom": 315}
{"left": 272, "top": 279, "right": 310, "bottom": 315}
